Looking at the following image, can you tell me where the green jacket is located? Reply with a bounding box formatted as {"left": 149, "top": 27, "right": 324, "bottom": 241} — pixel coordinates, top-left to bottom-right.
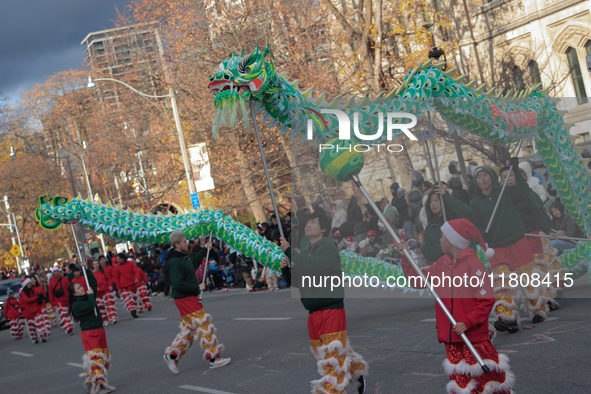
{"left": 168, "top": 248, "right": 208, "bottom": 299}
{"left": 517, "top": 190, "right": 552, "bottom": 234}
{"left": 422, "top": 193, "right": 475, "bottom": 263}
{"left": 470, "top": 170, "right": 529, "bottom": 247}
{"left": 71, "top": 269, "right": 103, "bottom": 331}
{"left": 285, "top": 236, "right": 344, "bottom": 313}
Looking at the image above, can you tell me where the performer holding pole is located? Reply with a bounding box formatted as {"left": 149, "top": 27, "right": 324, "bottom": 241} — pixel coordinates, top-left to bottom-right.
{"left": 351, "top": 174, "right": 490, "bottom": 372}
{"left": 279, "top": 211, "right": 368, "bottom": 394}
{"left": 470, "top": 156, "right": 539, "bottom": 333}
{"left": 163, "top": 230, "right": 231, "bottom": 375}
{"left": 394, "top": 219, "right": 515, "bottom": 394}
{"left": 69, "top": 261, "right": 115, "bottom": 394}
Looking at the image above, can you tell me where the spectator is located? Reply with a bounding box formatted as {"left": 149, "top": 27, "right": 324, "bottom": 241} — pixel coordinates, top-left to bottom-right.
{"left": 331, "top": 200, "right": 347, "bottom": 232}
{"left": 390, "top": 182, "right": 400, "bottom": 207}
{"left": 379, "top": 197, "right": 399, "bottom": 226}
{"left": 407, "top": 187, "right": 424, "bottom": 235}
{"left": 359, "top": 230, "right": 381, "bottom": 257}
{"left": 449, "top": 178, "right": 470, "bottom": 205}
{"left": 394, "top": 188, "right": 415, "bottom": 237}
{"left": 343, "top": 236, "right": 358, "bottom": 253}
{"left": 549, "top": 202, "right": 586, "bottom": 254}
{"left": 346, "top": 196, "right": 363, "bottom": 226}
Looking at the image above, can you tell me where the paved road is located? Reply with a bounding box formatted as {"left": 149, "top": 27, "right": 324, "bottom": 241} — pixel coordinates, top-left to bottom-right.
{"left": 1, "top": 278, "right": 590, "bottom": 393}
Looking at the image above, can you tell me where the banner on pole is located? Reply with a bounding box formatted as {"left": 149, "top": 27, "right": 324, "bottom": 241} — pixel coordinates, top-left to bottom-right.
{"left": 188, "top": 143, "right": 215, "bottom": 192}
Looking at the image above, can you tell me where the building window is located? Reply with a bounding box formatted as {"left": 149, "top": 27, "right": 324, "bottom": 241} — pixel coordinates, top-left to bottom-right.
{"left": 528, "top": 60, "right": 541, "bottom": 85}
{"left": 566, "top": 47, "right": 588, "bottom": 105}
{"left": 512, "top": 65, "right": 525, "bottom": 90}
{"left": 585, "top": 40, "right": 591, "bottom": 56}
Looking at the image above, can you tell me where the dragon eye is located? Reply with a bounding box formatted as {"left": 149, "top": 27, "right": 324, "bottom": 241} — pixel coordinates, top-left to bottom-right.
{"left": 237, "top": 56, "right": 252, "bottom": 75}
{"left": 223, "top": 75, "right": 230, "bottom": 80}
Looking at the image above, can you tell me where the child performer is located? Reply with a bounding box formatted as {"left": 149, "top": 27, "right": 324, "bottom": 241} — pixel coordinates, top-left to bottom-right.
{"left": 91, "top": 260, "right": 110, "bottom": 326}
{"left": 163, "top": 231, "right": 231, "bottom": 374}
{"left": 19, "top": 277, "right": 44, "bottom": 343}
{"left": 69, "top": 262, "right": 116, "bottom": 394}
{"left": 280, "top": 212, "right": 368, "bottom": 394}
{"left": 48, "top": 266, "right": 74, "bottom": 335}
{"left": 134, "top": 264, "right": 152, "bottom": 312}
{"left": 395, "top": 219, "right": 515, "bottom": 394}
{"left": 5, "top": 289, "right": 24, "bottom": 340}
{"left": 99, "top": 255, "right": 118, "bottom": 324}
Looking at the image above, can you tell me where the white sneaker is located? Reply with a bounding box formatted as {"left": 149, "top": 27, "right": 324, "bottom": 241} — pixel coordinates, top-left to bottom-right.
{"left": 163, "top": 354, "right": 179, "bottom": 375}
{"left": 209, "top": 357, "right": 231, "bottom": 369}
{"left": 103, "top": 321, "right": 109, "bottom": 327}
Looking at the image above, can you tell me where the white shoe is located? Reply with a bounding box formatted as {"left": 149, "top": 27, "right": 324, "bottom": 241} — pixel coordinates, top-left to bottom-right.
{"left": 163, "top": 354, "right": 179, "bottom": 375}
{"left": 103, "top": 321, "right": 109, "bottom": 327}
{"left": 209, "top": 357, "right": 231, "bottom": 369}
{"left": 98, "top": 383, "right": 116, "bottom": 394}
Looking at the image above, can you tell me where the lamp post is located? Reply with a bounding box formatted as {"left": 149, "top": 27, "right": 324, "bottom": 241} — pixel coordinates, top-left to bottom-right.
{"left": 124, "top": 122, "right": 151, "bottom": 204}
{"left": 1, "top": 195, "right": 24, "bottom": 274}
{"left": 87, "top": 77, "right": 196, "bottom": 198}
{"left": 81, "top": 141, "right": 107, "bottom": 256}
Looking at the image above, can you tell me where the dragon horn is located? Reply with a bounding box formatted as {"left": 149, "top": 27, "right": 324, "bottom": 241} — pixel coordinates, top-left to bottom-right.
{"left": 263, "top": 43, "right": 270, "bottom": 58}
{"left": 253, "top": 45, "right": 259, "bottom": 56}
{"left": 232, "top": 51, "right": 236, "bottom": 57}
{"left": 240, "top": 48, "right": 244, "bottom": 57}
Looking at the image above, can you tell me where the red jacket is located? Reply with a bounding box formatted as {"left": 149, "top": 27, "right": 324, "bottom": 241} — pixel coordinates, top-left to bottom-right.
{"left": 4, "top": 297, "right": 21, "bottom": 320}
{"left": 19, "top": 287, "right": 41, "bottom": 319}
{"left": 400, "top": 248, "right": 494, "bottom": 344}
{"left": 92, "top": 270, "right": 108, "bottom": 294}
{"left": 104, "top": 265, "right": 115, "bottom": 289}
{"left": 136, "top": 266, "right": 149, "bottom": 285}
{"left": 48, "top": 275, "right": 71, "bottom": 306}
{"left": 114, "top": 260, "right": 141, "bottom": 290}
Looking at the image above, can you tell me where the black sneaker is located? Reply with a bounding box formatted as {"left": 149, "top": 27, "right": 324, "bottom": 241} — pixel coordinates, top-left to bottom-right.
{"left": 357, "top": 375, "right": 366, "bottom": 394}
{"left": 41, "top": 338, "right": 47, "bottom": 343}
{"left": 532, "top": 314, "right": 545, "bottom": 324}
{"left": 131, "top": 310, "right": 138, "bottom": 319}
{"left": 494, "top": 320, "right": 519, "bottom": 333}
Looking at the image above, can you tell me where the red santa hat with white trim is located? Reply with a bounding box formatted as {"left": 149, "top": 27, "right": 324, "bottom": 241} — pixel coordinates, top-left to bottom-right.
{"left": 441, "top": 218, "right": 494, "bottom": 259}
{"left": 21, "top": 277, "right": 32, "bottom": 287}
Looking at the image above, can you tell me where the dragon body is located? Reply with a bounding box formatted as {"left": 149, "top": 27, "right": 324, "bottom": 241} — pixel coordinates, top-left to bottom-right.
{"left": 37, "top": 45, "right": 591, "bottom": 281}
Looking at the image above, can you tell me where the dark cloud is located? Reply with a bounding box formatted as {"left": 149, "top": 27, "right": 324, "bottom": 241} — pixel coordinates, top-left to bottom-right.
{"left": 0, "top": 0, "right": 130, "bottom": 102}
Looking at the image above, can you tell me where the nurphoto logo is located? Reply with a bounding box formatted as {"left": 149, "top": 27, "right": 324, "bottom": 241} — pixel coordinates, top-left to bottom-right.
{"left": 306, "top": 108, "right": 418, "bottom": 152}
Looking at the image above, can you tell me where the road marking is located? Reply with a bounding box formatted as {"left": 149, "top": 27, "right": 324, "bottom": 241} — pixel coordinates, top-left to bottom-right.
{"left": 233, "top": 318, "right": 292, "bottom": 321}
{"left": 136, "top": 318, "right": 168, "bottom": 320}
{"left": 421, "top": 318, "right": 436, "bottom": 322}
{"left": 11, "top": 351, "right": 33, "bottom": 357}
{"left": 179, "top": 385, "right": 237, "bottom": 394}
{"left": 67, "top": 362, "right": 84, "bottom": 368}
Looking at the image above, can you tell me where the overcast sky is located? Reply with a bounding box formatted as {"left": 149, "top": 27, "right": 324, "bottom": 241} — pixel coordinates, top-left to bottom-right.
{"left": 0, "top": 0, "right": 131, "bottom": 104}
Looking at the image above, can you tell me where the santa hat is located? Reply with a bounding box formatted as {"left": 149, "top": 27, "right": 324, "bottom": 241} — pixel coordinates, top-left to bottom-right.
{"left": 345, "top": 236, "right": 354, "bottom": 244}
{"left": 52, "top": 266, "right": 62, "bottom": 273}
{"left": 441, "top": 219, "right": 495, "bottom": 258}
{"left": 367, "top": 230, "right": 377, "bottom": 236}
{"left": 377, "top": 218, "right": 391, "bottom": 228}
{"left": 334, "top": 231, "right": 342, "bottom": 238}
{"left": 21, "top": 277, "right": 31, "bottom": 287}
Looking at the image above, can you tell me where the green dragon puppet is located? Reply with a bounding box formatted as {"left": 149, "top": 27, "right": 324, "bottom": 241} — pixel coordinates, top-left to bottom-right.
{"left": 37, "top": 45, "right": 590, "bottom": 283}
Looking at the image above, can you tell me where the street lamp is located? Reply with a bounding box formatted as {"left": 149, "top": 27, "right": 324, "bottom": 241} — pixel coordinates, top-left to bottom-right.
{"left": 81, "top": 140, "right": 108, "bottom": 256}
{"left": 124, "top": 122, "right": 151, "bottom": 204}
{"left": 1, "top": 196, "right": 24, "bottom": 275}
{"left": 87, "top": 76, "right": 196, "bottom": 197}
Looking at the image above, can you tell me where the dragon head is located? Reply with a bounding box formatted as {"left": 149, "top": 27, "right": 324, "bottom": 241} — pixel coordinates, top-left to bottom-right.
{"left": 208, "top": 44, "right": 274, "bottom": 136}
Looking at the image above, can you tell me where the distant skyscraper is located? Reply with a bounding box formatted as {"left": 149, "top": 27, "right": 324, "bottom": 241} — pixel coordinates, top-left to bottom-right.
{"left": 81, "top": 22, "right": 167, "bottom": 105}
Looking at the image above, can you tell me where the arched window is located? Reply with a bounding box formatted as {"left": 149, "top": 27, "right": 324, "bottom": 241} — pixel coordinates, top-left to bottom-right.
{"left": 512, "top": 65, "right": 525, "bottom": 91}
{"left": 566, "top": 47, "right": 588, "bottom": 105}
{"left": 585, "top": 40, "right": 591, "bottom": 56}
{"left": 528, "top": 60, "right": 541, "bottom": 85}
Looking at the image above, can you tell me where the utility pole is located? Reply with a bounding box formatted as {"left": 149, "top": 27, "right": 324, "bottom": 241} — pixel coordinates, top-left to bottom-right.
{"left": 3, "top": 196, "right": 21, "bottom": 274}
